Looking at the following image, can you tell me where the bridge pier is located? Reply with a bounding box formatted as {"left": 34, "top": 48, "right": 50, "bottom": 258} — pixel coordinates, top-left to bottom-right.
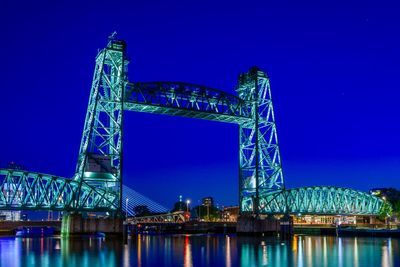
{"left": 61, "top": 213, "right": 123, "bottom": 237}
{"left": 236, "top": 214, "right": 293, "bottom": 237}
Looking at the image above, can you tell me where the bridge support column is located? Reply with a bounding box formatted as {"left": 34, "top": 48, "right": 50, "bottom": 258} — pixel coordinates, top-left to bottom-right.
{"left": 236, "top": 214, "right": 293, "bottom": 236}
{"left": 61, "top": 213, "right": 123, "bottom": 237}
{"left": 279, "top": 214, "right": 294, "bottom": 238}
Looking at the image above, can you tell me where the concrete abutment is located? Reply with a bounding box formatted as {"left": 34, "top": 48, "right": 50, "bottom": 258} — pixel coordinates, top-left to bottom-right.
{"left": 236, "top": 214, "right": 293, "bottom": 237}
{"left": 61, "top": 213, "right": 123, "bottom": 237}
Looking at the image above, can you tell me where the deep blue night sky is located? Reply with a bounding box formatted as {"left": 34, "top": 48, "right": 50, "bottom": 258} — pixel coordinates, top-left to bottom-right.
{"left": 1, "top": 1, "right": 400, "bottom": 209}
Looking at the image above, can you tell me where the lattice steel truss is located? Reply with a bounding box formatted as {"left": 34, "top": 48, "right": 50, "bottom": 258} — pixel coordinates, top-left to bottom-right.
{"left": 258, "top": 186, "right": 383, "bottom": 215}
{"left": 0, "top": 169, "right": 116, "bottom": 211}
{"left": 127, "top": 211, "right": 186, "bottom": 224}
{"left": 0, "top": 36, "right": 386, "bottom": 216}
{"left": 73, "top": 36, "right": 127, "bottom": 212}
{"left": 237, "top": 68, "right": 284, "bottom": 214}
{"left": 125, "top": 82, "right": 251, "bottom": 124}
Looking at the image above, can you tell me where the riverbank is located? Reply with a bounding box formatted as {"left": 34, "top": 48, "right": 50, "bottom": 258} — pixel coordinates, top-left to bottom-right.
{"left": 1, "top": 220, "right": 399, "bottom": 238}
{"left": 0, "top": 220, "right": 61, "bottom": 236}
{"left": 131, "top": 221, "right": 237, "bottom": 235}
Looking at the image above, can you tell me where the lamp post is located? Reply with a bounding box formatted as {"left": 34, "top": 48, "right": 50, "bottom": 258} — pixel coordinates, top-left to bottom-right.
{"left": 198, "top": 200, "right": 201, "bottom": 221}
{"left": 125, "top": 198, "right": 129, "bottom": 218}
{"left": 186, "top": 200, "right": 191, "bottom": 212}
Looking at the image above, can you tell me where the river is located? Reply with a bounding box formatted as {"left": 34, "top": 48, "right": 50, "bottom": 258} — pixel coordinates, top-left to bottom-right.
{"left": 0, "top": 234, "right": 398, "bottom": 267}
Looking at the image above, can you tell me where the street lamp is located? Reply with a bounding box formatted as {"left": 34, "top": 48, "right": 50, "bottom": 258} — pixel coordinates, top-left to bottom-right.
{"left": 198, "top": 200, "right": 201, "bottom": 221}
{"left": 186, "top": 200, "right": 191, "bottom": 212}
{"left": 125, "top": 198, "right": 129, "bottom": 218}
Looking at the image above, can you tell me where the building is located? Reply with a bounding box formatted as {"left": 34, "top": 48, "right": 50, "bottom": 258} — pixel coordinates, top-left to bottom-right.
{"left": 0, "top": 210, "right": 21, "bottom": 221}
{"left": 202, "top": 197, "right": 214, "bottom": 207}
{"left": 222, "top": 206, "right": 239, "bottom": 222}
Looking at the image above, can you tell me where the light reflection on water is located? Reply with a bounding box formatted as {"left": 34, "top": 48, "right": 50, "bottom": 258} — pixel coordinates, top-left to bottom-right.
{"left": 0, "top": 234, "right": 399, "bottom": 267}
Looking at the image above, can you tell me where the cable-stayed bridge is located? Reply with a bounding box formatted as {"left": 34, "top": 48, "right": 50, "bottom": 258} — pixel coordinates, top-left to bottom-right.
{"left": 122, "top": 185, "right": 168, "bottom": 216}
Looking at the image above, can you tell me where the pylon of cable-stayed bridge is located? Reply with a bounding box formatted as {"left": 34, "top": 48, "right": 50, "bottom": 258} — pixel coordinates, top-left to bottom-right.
{"left": 122, "top": 185, "right": 168, "bottom": 216}
{"left": 0, "top": 34, "right": 386, "bottom": 236}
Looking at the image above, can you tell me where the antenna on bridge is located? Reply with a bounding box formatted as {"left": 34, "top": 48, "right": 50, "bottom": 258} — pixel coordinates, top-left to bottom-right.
{"left": 106, "top": 31, "right": 126, "bottom": 51}
{"left": 108, "top": 31, "right": 117, "bottom": 40}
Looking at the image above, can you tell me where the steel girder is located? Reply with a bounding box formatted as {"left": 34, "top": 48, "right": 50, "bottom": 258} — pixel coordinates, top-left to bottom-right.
{"left": 240, "top": 186, "right": 384, "bottom": 215}
{"left": 0, "top": 169, "right": 118, "bottom": 211}
{"left": 124, "top": 82, "right": 251, "bottom": 124}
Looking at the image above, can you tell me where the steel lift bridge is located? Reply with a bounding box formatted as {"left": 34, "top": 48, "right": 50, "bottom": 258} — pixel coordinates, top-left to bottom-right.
{"left": 0, "top": 36, "right": 384, "bottom": 217}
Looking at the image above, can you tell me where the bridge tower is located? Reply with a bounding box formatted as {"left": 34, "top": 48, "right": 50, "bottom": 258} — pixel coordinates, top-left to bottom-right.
{"left": 237, "top": 67, "right": 284, "bottom": 215}
{"left": 236, "top": 67, "right": 289, "bottom": 235}
{"left": 73, "top": 34, "right": 128, "bottom": 213}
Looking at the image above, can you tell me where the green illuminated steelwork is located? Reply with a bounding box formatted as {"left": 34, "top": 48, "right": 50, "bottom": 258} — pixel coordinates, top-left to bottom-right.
{"left": 74, "top": 35, "right": 128, "bottom": 212}
{"left": 255, "top": 186, "right": 384, "bottom": 215}
{"left": 237, "top": 68, "right": 284, "bottom": 214}
{"left": 124, "top": 82, "right": 251, "bottom": 123}
{"left": 0, "top": 169, "right": 117, "bottom": 211}
{"left": 0, "top": 169, "right": 385, "bottom": 215}
{"left": 0, "top": 36, "right": 387, "bottom": 216}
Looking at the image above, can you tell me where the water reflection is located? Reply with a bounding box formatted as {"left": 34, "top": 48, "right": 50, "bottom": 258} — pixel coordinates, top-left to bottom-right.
{"left": 338, "top": 236, "right": 343, "bottom": 267}
{"left": 226, "top": 235, "right": 232, "bottom": 267}
{"left": 353, "top": 237, "right": 358, "bottom": 267}
{"left": 137, "top": 234, "right": 141, "bottom": 267}
{"left": 0, "top": 235, "right": 399, "bottom": 267}
{"left": 183, "top": 235, "right": 193, "bottom": 267}
{"left": 323, "top": 236, "right": 328, "bottom": 267}
{"left": 382, "top": 238, "right": 393, "bottom": 267}
{"left": 297, "top": 235, "right": 303, "bottom": 267}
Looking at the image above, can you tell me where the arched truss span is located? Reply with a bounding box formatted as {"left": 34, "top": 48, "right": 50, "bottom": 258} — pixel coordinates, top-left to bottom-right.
{"left": 0, "top": 167, "right": 384, "bottom": 216}
{"left": 241, "top": 186, "right": 384, "bottom": 215}
{"left": 0, "top": 169, "right": 168, "bottom": 213}
{"left": 0, "top": 169, "right": 118, "bottom": 211}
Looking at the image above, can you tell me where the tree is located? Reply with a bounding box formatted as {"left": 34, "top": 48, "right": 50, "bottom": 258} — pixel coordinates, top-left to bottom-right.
{"left": 378, "top": 201, "right": 393, "bottom": 222}
{"left": 371, "top": 188, "right": 400, "bottom": 221}
{"left": 133, "top": 205, "right": 151, "bottom": 217}
{"left": 393, "top": 200, "right": 400, "bottom": 218}
{"left": 193, "top": 205, "right": 220, "bottom": 221}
